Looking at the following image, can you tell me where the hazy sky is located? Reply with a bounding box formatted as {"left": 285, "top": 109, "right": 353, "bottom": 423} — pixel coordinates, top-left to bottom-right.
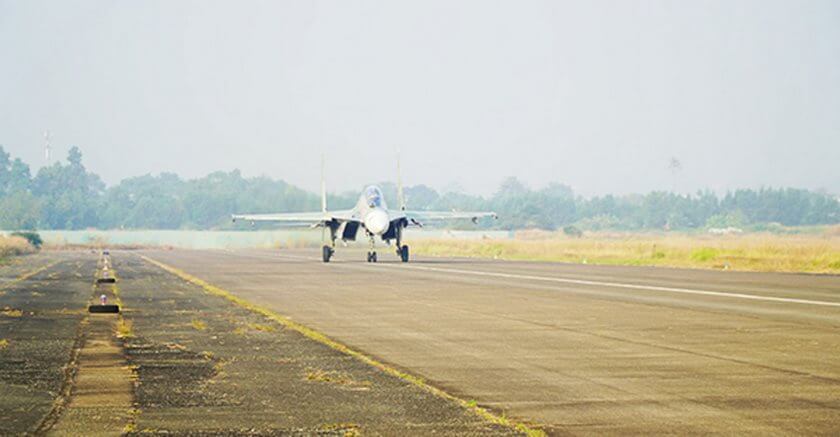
{"left": 1, "top": 0, "right": 838, "bottom": 196}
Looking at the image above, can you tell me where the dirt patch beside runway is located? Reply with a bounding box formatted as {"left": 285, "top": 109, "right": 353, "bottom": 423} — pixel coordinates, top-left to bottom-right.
{"left": 115, "top": 253, "right": 522, "bottom": 435}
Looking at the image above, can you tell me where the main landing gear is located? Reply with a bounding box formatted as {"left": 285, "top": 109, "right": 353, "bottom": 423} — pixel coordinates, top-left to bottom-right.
{"left": 396, "top": 244, "right": 409, "bottom": 262}
{"left": 322, "top": 245, "right": 334, "bottom": 262}
{"left": 395, "top": 224, "right": 409, "bottom": 263}
{"left": 322, "top": 222, "right": 337, "bottom": 263}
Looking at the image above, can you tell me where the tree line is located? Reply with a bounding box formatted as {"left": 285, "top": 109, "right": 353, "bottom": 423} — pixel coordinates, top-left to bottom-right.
{"left": 0, "top": 146, "right": 836, "bottom": 231}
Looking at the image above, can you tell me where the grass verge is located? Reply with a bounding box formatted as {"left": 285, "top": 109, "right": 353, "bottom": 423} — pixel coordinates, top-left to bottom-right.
{"left": 140, "top": 255, "right": 545, "bottom": 436}
{"left": 411, "top": 233, "right": 840, "bottom": 274}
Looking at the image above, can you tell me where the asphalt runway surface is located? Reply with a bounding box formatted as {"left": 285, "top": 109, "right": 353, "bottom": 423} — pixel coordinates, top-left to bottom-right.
{"left": 140, "top": 248, "right": 840, "bottom": 435}
{"left": 1, "top": 251, "right": 517, "bottom": 435}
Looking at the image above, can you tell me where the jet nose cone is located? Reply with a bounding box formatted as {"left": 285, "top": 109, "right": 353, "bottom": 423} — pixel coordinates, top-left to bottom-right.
{"left": 365, "top": 209, "right": 389, "bottom": 235}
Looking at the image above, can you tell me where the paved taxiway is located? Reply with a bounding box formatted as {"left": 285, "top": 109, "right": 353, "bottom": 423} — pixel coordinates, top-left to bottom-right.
{"left": 143, "top": 248, "right": 840, "bottom": 435}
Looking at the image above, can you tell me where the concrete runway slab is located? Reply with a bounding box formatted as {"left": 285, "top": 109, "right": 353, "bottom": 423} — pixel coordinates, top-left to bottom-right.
{"left": 142, "top": 248, "right": 840, "bottom": 435}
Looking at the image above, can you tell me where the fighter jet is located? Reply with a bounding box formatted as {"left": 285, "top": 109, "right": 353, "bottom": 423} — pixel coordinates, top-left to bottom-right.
{"left": 232, "top": 158, "right": 496, "bottom": 263}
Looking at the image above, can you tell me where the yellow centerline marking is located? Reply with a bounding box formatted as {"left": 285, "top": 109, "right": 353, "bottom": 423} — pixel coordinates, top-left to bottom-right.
{"left": 140, "top": 254, "right": 544, "bottom": 436}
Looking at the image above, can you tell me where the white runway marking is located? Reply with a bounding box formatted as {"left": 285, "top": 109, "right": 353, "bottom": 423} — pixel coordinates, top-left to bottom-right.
{"left": 389, "top": 264, "right": 840, "bottom": 308}
{"left": 253, "top": 251, "right": 840, "bottom": 309}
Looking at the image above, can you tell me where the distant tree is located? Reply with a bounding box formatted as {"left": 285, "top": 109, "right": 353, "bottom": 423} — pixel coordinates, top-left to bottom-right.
{"left": 9, "top": 158, "right": 32, "bottom": 193}
{"left": 67, "top": 146, "right": 83, "bottom": 167}
{"left": 404, "top": 184, "right": 440, "bottom": 209}
{"left": 33, "top": 148, "right": 104, "bottom": 229}
{"left": 0, "top": 145, "right": 11, "bottom": 195}
{"left": 496, "top": 177, "right": 528, "bottom": 198}
{"left": 0, "top": 191, "right": 41, "bottom": 230}
{"left": 0, "top": 145, "right": 835, "bottom": 231}
{"left": 539, "top": 183, "right": 577, "bottom": 226}
{"left": 705, "top": 212, "right": 746, "bottom": 229}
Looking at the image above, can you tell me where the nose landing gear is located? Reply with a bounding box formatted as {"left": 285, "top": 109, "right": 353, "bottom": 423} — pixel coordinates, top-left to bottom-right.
{"left": 366, "top": 233, "right": 377, "bottom": 263}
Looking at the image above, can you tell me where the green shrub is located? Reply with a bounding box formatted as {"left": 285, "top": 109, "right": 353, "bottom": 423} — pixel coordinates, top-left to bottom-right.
{"left": 11, "top": 231, "right": 43, "bottom": 249}
{"left": 562, "top": 225, "right": 583, "bottom": 238}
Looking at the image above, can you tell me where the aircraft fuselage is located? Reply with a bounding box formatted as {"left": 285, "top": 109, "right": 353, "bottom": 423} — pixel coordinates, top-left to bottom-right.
{"left": 355, "top": 185, "right": 393, "bottom": 237}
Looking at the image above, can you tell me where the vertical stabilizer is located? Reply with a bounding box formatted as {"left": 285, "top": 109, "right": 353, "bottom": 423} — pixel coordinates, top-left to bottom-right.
{"left": 321, "top": 154, "right": 327, "bottom": 213}
{"left": 397, "top": 151, "right": 406, "bottom": 210}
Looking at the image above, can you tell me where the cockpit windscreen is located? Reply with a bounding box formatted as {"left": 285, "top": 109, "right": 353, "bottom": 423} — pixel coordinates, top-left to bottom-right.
{"left": 365, "top": 186, "right": 383, "bottom": 208}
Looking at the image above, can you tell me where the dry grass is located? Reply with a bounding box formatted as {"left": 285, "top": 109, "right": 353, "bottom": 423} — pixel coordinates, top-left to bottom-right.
{"left": 412, "top": 231, "right": 840, "bottom": 274}
{"left": 116, "top": 318, "right": 134, "bottom": 339}
{"left": 305, "top": 368, "right": 369, "bottom": 388}
{"left": 1, "top": 307, "right": 24, "bottom": 317}
{"left": 317, "top": 423, "right": 361, "bottom": 437}
{"left": 0, "top": 235, "right": 37, "bottom": 258}
{"left": 248, "top": 322, "right": 276, "bottom": 333}
{"left": 190, "top": 318, "right": 208, "bottom": 331}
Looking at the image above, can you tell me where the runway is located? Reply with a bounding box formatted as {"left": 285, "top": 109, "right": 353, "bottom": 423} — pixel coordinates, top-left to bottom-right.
{"left": 143, "top": 248, "right": 840, "bottom": 435}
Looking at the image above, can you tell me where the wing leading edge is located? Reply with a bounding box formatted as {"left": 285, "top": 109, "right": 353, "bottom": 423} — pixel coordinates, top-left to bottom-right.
{"left": 396, "top": 210, "right": 497, "bottom": 225}
{"left": 231, "top": 209, "right": 357, "bottom": 225}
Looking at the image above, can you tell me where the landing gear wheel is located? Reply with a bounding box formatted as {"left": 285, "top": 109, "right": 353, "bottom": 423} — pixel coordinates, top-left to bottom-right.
{"left": 322, "top": 245, "right": 333, "bottom": 263}
{"left": 367, "top": 251, "right": 378, "bottom": 263}
{"left": 400, "top": 245, "right": 409, "bottom": 262}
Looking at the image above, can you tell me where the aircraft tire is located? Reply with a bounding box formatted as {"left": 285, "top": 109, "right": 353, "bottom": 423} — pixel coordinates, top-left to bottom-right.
{"left": 400, "top": 245, "right": 409, "bottom": 262}
{"left": 322, "top": 245, "right": 332, "bottom": 263}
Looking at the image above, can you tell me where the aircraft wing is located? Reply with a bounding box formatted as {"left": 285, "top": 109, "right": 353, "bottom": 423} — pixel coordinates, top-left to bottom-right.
{"left": 400, "top": 210, "right": 497, "bottom": 224}
{"left": 232, "top": 209, "right": 357, "bottom": 225}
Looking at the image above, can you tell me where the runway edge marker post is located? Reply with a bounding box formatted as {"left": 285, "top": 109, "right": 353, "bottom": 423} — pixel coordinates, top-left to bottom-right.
{"left": 140, "top": 255, "right": 546, "bottom": 437}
